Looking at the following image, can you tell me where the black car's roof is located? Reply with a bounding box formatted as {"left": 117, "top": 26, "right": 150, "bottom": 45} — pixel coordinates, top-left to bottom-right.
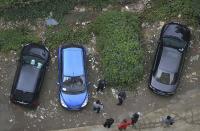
{"left": 161, "top": 22, "right": 190, "bottom": 42}
{"left": 158, "top": 47, "right": 182, "bottom": 73}
{"left": 16, "top": 64, "right": 40, "bottom": 93}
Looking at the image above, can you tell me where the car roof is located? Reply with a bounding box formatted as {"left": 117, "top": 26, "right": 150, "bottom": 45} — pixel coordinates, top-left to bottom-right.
{"left": 16, "top": 64, "right": 40, "bottom": 93}
{"left": 62, "top": 47, "right": 84, "bottom": 76}
{"left": 158, "top": 47, "right": 181, "bottom": 73}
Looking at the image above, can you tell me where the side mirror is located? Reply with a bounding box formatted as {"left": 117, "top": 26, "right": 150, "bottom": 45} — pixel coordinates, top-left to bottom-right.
{"left": 87, "top": 82, "right": 92, "bottom": 87}
{"left": 88, "top": 82, "right": 91, "bottom": 85}
{"left": 157, "top": 40, "right": 161, "bottom": 44}
{"left": 88, "top": 93, "right": 91, "bottom": 98}
{"left": 178, "top": 48, "right": 184, "bottom": 52}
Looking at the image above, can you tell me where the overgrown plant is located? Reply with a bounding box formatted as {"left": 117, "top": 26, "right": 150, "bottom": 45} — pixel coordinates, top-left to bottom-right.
{"left": 0, "top": 0, "right": 121, "bottom": 21}
{"left": 0, "top": 27, "right": 39, "bottom": 51}
{"left": 46, "top": 25, "right": 91, "bottom": 49}
{"left": 141, "top": 0, "right": 200, "bottom": 25}
{"left": 91, "top": 11, "right": 144, "bottom": 88}
{"left": 0, "top": 0, "right": 76, "bottom": 21}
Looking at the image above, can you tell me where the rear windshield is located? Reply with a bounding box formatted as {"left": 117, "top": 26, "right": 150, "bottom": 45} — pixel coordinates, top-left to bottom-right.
{"left": 154, "top": 68, "right": 177, "bottom": 85}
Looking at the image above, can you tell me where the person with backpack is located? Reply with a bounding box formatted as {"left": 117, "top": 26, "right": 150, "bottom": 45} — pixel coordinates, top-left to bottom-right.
{"left": 161, "top": 115, "right": 175, "bottom": 127}
{"left": 131, "top": 112, "right": 142, "bottom": 128}
{"left": 103, "top": 118, "right": 114, "bottom": 128}
{"left": 93, "top": 100, "right": 103, "bottom": 113}
{"left": 131, "top": 112, "right": 141, "bottom": 124}
{"left": 97, "top": 79, "right": 107, "bottom": 92}
{"left": 117, "top": 91, "right": 126, "bottom": 105}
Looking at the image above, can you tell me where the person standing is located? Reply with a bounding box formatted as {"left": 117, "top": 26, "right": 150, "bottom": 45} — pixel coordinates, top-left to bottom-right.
{"left": 103, "top": 118, "right": 114, "bottom": 128}
{"left": 131, "top": 112, "right": 141, "bottom": 125}
{"left": 117, "top": 119, "right": 131, "bottom": 131}
{"left": 161, "top": 115, "right": 175, "bottom": 127}
{"left": 117, "top": 91, "right": 126, "bottom": 105}
{"left": 131, "top": 112, "right": 142, "bottom": 128}
{"left": 97, "top": 79, "right": 106, "bottom": 92}
{"left": 93, "top": 100, "right": 103, "bottom": 113}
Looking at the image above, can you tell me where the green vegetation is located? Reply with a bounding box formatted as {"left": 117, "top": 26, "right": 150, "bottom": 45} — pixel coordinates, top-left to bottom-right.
{"left": 2, "top": 0, "right": 200, "bottom": 88}
{"left": 46, "top": 25, "right": 91, "bottom": 49}
{"left": 86, "top": 0, "right": 117, "bottom": 10}
{"left": 141, "top": 0, "right": 200, "bottom": 25}
{"left": 0, "top": 24, "right": 90, "bottom": 51}
{"left": 91, "top": 11, "right": 144, "bottom": 88}
{"left": 0, "top": 27, "right": 39, "bottom": 51}
{"left": 0, "top": 0, "right": 121, "bottom": 21}
{"left": 0, "top": 0, "right": 77, "bottom": 21}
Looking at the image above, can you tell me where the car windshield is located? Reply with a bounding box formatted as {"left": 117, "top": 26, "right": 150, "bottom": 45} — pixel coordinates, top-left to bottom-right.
{"left": 62, "top": 76, "right": 85, "bottom": 93}
{"left": 23, "top": 55, "right": 45, "bottom": 69}
{"left": 163, "top": 37, "right": 186, "bottom": 49}
{"left": 154, "top": 68, "right": 177, "bottom": 85}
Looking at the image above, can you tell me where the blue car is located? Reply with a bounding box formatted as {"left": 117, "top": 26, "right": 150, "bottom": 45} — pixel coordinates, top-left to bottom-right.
{"left": 58, "top": 45, "right": 89, "bottom": 110}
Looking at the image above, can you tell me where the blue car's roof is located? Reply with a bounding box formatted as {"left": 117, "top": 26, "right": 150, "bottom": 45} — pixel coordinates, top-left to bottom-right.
{"left": 62, "top": 47, "right": 84, "bottom": 77}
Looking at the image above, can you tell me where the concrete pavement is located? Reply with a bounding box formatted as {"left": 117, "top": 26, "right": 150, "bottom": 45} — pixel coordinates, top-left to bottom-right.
{"left": 57, "top": 107, "right": 200, "bottom": 131}
{"left": 57, "top": 90, "right": 200, "bottom": 131}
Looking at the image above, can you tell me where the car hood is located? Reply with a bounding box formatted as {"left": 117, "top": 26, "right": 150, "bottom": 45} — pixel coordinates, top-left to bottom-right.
{"left": 151, "top": 76, "right": 176, "bottom": 93}
{"left": 60, "top": 90, "right": 87, "bottom": 108}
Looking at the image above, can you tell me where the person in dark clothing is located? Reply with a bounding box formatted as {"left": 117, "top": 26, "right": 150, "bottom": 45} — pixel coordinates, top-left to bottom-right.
{"left": 103, "top": 118, "right": 114, "bottom": 128}
{"left": 93, "top": 100, "right": 103, "bottom": 113}
{"left": 131, "top": 112, "right": 140, "bottom": 124}
{"left": 117, "top": 91, "right": 126, "bottom": 105}
{"left": 131, "top": 112, "right": 142, "bottom": 128}
{"left": 161, "top": 115, "right": 175, "bottom": 127}
{"left": 97, "top": 79, "right": 107, "bottom": 92}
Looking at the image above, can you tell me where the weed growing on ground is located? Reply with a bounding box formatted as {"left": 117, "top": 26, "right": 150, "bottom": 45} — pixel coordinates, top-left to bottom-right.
{"left": 0, "top": 27, "right": 39, "bottom": 51}
{"left": 46, "top": 24, "right": 91, "bottom": 49}
{"left": 141, "top": 0, "right": 200, "bottom": 26}
{"left": 90, "top": 11, "right": 144, "bottom": 88}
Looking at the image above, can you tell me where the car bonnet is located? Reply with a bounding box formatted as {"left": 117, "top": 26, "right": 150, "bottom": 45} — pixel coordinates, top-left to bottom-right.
{"left": 60, "top": 90, "right": 87, "bottom": 107}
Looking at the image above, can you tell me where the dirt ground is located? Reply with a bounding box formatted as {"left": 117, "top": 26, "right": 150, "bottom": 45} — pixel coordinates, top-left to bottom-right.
{"left": 1, "top": 2, "right": 200, "bottom": 131}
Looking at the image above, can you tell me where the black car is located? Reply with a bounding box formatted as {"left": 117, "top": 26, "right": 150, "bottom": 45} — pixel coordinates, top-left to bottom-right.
{"left": 148, "top": 22, "right": 190, "bottom": 95}
{"left": 10, "top": 43, "right": 50, "bottom": 107}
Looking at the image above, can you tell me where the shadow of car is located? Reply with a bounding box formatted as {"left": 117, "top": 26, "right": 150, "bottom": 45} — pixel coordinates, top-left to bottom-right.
{"left": 148, "top": 22, "right": 190, "bottom": 95}
{"left": 10, "top": 43, "right": 50, "bottom": 108}
{"left": 58, "top": 44, "right": 89, "bottom": 110}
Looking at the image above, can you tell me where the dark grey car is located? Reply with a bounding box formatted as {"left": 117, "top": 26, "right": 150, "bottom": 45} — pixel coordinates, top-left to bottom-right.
{"left": 148, "top": 22, "right": 190, "bottom": 95}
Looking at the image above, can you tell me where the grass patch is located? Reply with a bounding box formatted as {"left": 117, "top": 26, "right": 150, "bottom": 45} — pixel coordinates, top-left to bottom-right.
{"left": 0, "top": 27, "right": 39, "bottom": 51}
{"left": 83, "top": 0, "right": 118, "bottom": 10}
{"left": 0, "top": 0, "right": 122, "bottom": 21}
{"left": 141, "top": 0, "right": 200, "bottom": 26}
{"left": 0, "top": 0, "right": 77, "bottom": 21}
{"left": 46, "top": 24, "right": 91, "bottom": 49}
{"left": 90, "top": 11, "right": 144, "bottom": 88}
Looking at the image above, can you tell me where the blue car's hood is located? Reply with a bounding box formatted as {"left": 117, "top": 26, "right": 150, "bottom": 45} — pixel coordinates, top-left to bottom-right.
{"left": 60, "top": 91, "right": 87, "bottom": 108}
